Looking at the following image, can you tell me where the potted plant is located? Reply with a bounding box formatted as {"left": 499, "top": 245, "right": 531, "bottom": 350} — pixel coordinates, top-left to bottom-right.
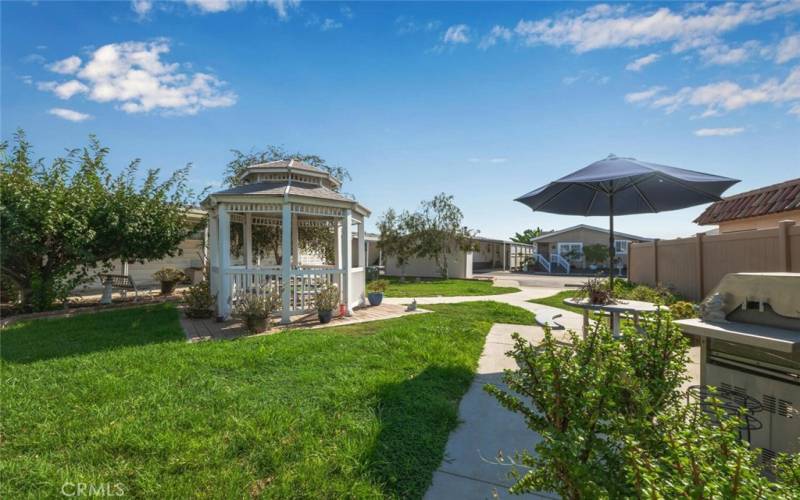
{"left": 233, "top": 287, "right": 280, "bottom": 333}
{"left": 315, "top": 284, "right": 340, "bottom": 324}
{"left": 183, "top": 280, "right": 215, "bottom": 319}
{"left": 367, "top": 279, "right": 388, "bottom": 306}
{"left": 578, "top": 277, "right": 613, "bottom": 305}
{"left": 153, "top": 267, "right": 186, "bottom": 295}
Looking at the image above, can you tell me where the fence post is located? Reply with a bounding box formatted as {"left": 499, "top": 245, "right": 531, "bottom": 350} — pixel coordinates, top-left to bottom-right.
{"left": 778, "top": 220, "right": 794, "bottom": 271}
{"left": 652, "top": 239, "right": 659, "bottom": 285}
{"left": 695, "top": 232, "right": 705, "bottom": 301}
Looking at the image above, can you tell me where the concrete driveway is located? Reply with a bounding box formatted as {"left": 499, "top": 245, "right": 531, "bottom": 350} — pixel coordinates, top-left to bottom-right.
{"left": 475, "top": 271, "right": 592, "bottom": 289}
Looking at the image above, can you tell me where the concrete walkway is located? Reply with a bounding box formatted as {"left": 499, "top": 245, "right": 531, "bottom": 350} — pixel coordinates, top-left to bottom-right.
{"left": 410, "top": 281, "right": 698, "bottom": 499}
{"left": 425, "top": 323, "right": 563, "bottom": 500}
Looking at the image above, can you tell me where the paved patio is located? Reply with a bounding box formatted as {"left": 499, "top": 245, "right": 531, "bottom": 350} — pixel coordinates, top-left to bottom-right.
{"left": 180, "top": 302, "right": 428, "bottom": 342}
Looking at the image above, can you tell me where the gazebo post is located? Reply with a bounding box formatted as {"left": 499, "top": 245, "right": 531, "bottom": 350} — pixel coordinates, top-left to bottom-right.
{"left": 280, "top": 202, "right": 292, "bottom": 324}
{"left": 291, "top": 213, "right": 300, "bottom": 266}
{"left": 208, "top": 211, "right": 219, "bottom": 301}
{"left": 341, "top": 209, "right": 352, "bottom": 315}
{"left": 217, "top": 204, "right": 231, "bottom": 319}
{"left": 244, "top": 213, "right": 253, "bottom": 268}
{"left": 357, "top": 219, "right": 365, "bottom": 268}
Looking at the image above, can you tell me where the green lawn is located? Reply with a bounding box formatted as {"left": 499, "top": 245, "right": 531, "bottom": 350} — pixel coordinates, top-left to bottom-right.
{"left": 1, "top": 301, "right": 534, "bottom": 499}
{"left": 377, "top": 276, "right": 520, "bottom": 298}
{"left": 528, "top": 289, "right": 583, "bottom": 315}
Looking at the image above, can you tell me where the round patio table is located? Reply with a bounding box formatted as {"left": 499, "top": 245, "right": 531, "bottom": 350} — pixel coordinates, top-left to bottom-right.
{"left": 564, "top": 297, "right": 665, "bottom": 338}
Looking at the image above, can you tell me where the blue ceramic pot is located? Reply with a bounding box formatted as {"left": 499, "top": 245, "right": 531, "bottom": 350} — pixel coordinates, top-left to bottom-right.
{"left": 367, "top": 292, "right": 384, "bottom": 306}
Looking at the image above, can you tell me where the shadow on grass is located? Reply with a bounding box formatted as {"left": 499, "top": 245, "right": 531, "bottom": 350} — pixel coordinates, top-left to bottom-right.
{"left": 366, "top": 365, "right": 474, "bottom": 499}
{"left": 0, "top": 303, "right": 185, "bottom": 364}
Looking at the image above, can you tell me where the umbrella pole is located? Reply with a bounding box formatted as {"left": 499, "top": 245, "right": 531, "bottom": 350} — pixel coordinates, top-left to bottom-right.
{"left": 608, "top": 194, "right": 615, "bottom": 293}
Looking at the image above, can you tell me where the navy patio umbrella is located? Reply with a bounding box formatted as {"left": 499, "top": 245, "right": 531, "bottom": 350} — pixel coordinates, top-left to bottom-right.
{"left": 515, "top": 155, "right": 739, "bottom": 289}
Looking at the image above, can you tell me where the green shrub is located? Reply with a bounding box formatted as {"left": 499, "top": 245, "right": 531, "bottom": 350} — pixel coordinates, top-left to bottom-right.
{"left": 153, "top": 267, "right": 186, "bottom": 283}
{"left": 183, "top": 280, "right": 215, "bottom": 318}
{"left": 233, "top": 289, "right": 280, "bottom": 332}
{"left": 485, "top": 313, "right": 798, "bottom": 497}
{"left": 669, "top": 300, "right": 696, "bottom": 319}
{"left": 367, "top": 279, "right": 389, "bottom": 293}
{"left": 315, "top": 284, "right": 340, "bottom": 312}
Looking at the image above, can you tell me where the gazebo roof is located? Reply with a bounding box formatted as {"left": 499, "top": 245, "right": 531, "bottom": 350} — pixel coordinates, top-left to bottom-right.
{"left": 204, "top": 159, "right": 370, "bottom": 216}
{"left": 212, "top": 180, "right": 354, "bottom": 203}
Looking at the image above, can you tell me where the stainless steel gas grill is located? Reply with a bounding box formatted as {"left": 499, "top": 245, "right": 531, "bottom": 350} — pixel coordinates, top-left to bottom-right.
{"left": 676, "top": 273, "right": 800, "bottom": 462}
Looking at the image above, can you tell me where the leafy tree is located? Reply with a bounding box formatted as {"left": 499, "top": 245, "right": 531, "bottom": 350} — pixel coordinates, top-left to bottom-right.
{"left": 223, "top": 146, "right": 346, "bottom": 265}
{"left": 583, "top": 244, "right": 609, "bottom": 266}
{"left": 1, "top": 131, "right": 197, "bottom": 311}
{"left": 511, "top": 227, "right": 543, "bottom": 245}
{"left": 376, "top": 208, "right": 419, "bottom": 282}
{"left": 415, "top": 193, "right": 477, "bottom": 279}
{"left": 485, "top": 313, "right": 799, "bottom": 498}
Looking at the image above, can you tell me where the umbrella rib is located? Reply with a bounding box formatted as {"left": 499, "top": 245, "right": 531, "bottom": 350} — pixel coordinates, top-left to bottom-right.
{"left": 584, "top": 190, "right": 599, "bottom": 216}
{"left": 530, "top": 183, "right": 573, "bottom": 211}
{"left": 632, "top": 184, "right": 658, "bottom": 213}
{"left": 657, "top": 174, "right": 725, "bottom": 202}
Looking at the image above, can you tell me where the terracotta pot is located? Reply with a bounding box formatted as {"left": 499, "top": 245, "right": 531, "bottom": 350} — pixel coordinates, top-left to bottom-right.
{"left": 367, "top": 292, "right": 384, "bottom": 306}
{"left": 318, "top": 310, "right": 333, "bottom": 324}
{"left": 160, "top": 280, "right": 178, "bottom": 295}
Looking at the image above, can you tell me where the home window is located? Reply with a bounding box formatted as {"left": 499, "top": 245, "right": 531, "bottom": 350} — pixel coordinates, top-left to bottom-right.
{"left": 557, "top": 242, "right": 583, "bottom": 260}
{"left": 614, "top": 240, "right": 629, "bottom": 254}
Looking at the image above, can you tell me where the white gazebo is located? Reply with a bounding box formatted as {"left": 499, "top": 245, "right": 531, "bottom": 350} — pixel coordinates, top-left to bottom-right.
{"left": 203, "top": 160, "right": 370, "bottom": 323}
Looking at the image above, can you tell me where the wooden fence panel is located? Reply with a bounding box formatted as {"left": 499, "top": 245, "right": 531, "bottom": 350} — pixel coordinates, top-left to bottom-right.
{"left": 629, "top": 220, "right": 798, "bottom": 302}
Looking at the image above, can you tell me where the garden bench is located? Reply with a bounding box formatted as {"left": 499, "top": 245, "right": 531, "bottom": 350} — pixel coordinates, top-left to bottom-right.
{"left": 98, "top": 274, "right": 138, "bottom": 304}
{"left": 535, "top": 311, "right": 564, "bottom": 330}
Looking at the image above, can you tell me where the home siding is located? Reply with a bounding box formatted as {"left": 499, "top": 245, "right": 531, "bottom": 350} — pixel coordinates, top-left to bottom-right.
{"left": 717, "top": 209, "right": 800, "bottom": 233}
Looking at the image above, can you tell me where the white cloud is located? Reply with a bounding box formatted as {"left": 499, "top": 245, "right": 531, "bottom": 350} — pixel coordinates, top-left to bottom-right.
{"left": 265, "top": 0, "right": 300, "bottom": 19}
{"left": 395, "top": 16, "right": 440, "bottom": 35}
{"left": 443, "top": 24, "right": 470, "bottom": 44}
{"left": 625, "top": 53, "right": 660, "bottom": 71}
{"left": 697, "top": 41, "right": 761, "bottom": 65}
{"left": 629, "top": 66, "right": 800, "bottom": 117}
{"left": 185, "top": 0, "right": 239, "bottom": 13}
{"left": 131, "top": 0, "right": 152, "bottom": 17}
{"left": 479, "top": 25, "right": 512, "bottom": 50}
{"left": 625, "top": 86, "right": 665, "bottom": 103}
{"left": 339, "top": 5, "right": 353, "bottom": 19}
{"left": 563, "top": 70, "right": 610, "bottom": 86}
{"left": 37, "top": 40, "right": 237, "bottom": 116}
{"left": 694, "top": 127, "right": 745, "bottom": 136}
{"left": 48, "top": 108, "right": 92, "bottom": 122}
{"left": 47, "top": 55, "right": 82, "bottom": 74}
{"left": 776, "top": 34, "right": 800, "bottom": 63}
{"left": 38, "top": 80, "right": 89, "bottom": 99}
{"left": 489, "top": 158, "right": 508, "bottom": 163}
{"left": 22, "top": 53, "right": 46, "bottom": 64}
{"left": 183, "top": 0, "right": 298, "bottom": 17}
{"left": 320, "top": 18, "right": 342, "bottom": 31}
{"left": 511, "top": 2, "right": 800, "bottom": 54}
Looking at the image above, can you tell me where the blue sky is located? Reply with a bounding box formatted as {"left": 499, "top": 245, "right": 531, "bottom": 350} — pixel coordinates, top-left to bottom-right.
{"left": 3, "top": 1, "right": 800, "bottom": 240}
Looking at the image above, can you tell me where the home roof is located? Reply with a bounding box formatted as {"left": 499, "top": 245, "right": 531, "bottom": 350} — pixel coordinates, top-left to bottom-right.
{"left": 528, "top": 224, "right": 651, "bottom": 243}
{"left": 694, "top": 178, "right": 800, "bottom": 225}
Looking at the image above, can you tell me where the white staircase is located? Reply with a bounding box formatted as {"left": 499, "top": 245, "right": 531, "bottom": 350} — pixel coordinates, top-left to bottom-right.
{"left": 550, "top": 253, "right": 571, "bottom": 274}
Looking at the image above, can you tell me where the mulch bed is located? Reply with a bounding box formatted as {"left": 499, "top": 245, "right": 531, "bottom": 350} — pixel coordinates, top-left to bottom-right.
{"left": 1, "top": 294, "right": 183, "bottom": 328}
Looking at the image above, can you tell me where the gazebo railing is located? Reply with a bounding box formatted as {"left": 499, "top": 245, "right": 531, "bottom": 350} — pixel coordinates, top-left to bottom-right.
{"left": 225, "top": 267, "right": 344, "bottom": 314}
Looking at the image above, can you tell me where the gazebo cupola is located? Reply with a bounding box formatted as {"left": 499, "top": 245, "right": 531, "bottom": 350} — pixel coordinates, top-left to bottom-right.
{"left": 203, "top": 159, "right": 370, "bottom": 323}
